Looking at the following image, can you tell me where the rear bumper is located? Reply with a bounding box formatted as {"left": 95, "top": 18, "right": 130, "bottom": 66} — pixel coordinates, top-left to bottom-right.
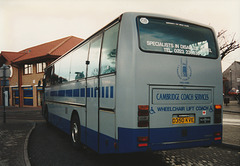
{"left": 118, "top": 125, "right": 222, "bottom": 153}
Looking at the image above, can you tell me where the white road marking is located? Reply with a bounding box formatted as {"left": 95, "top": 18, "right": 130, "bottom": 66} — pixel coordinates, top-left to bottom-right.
{"left": 223, "top": 118, "right": 240, "bottom": 126}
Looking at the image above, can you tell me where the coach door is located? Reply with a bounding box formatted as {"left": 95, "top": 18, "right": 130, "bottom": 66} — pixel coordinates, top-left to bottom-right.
{"left": 86, "top": 35, "right": 102, "bottom": 152}
{"left": 98, "top": 22, "right": 119, "bottom": 153}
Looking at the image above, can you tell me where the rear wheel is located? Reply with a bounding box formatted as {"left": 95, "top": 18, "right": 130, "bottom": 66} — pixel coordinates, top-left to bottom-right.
{"left": 71, "top": 114, "right": 81, "bottom": 148}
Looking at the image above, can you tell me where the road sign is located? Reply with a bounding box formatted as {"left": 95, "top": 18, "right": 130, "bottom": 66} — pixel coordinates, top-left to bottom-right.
{"left": 0, "top": 64, "right": 11, "bottom": 78}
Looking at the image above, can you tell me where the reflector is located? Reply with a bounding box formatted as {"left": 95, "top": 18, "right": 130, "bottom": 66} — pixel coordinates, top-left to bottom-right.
{"left": 214, "top": 137, "right": 221, "bottom": 141}
{"left": 138, "top": 143, "right": 148, "bottom": 147}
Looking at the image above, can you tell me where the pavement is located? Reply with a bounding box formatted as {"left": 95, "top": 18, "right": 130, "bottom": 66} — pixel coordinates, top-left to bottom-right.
{"left": 0, "top": 101, "right": 239, "bottom": 166}
{"left": 0, "top": 106, "right": 43, "bottom": 166}
{"left": 222, "top": 100, "right": 240, "bottom": 114}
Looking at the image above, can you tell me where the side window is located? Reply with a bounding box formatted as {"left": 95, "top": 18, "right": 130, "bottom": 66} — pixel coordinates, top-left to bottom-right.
{"left": 45, "top": 66, "right": 52, "bottom": 86}
{"left": 70, "top": 43, "right": 89, "bottom": 81}
{"left": 100, "top": 23, "right": 119, "bottom": 75}
{"left": 87, "top": 35, "right": 102, "bottom": 77}
{"left": 51, "top": 62, "right": 60, "bottom": 85}
{"left": 58, "top": 55, "right": 71, "bottom": 83}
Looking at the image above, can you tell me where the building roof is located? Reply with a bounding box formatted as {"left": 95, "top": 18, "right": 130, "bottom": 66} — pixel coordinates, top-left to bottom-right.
{"left": 0, "top": 51, "right": 24, "bottom": 63}
{"left": 14, "top": 36, "right": 83, "bottom": 63}
{"left": 0, "top": 36, "right": 83, "bottom": 65}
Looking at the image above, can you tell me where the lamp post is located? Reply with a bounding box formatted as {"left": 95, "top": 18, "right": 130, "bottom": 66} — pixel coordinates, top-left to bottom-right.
{"left": 0, "top": 64, "right": 10, "bottom": 123}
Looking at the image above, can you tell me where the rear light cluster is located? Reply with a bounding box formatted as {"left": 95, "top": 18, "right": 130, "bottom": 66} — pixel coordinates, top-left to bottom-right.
{"left": 214, "top": 105, "right": 222, "bottom": 123}
{"left": 214, "top": 105, "right": 222, "bottom": 141}
{"left": 138, "top": 105, "right": 149, "bottom": 127}
{"left": 214, "top": 132, "right": 222, "bottom": 141}
{"left": 137, "top": 136, "right": 149, "bottom": 147}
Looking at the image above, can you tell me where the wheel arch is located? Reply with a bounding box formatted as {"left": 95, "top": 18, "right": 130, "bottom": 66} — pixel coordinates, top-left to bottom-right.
{"left": 71, "top": 110, "right": 80, "bottom": 123}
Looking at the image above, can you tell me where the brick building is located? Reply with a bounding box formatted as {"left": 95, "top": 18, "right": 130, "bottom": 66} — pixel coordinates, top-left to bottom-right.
{"left": 222, "top": 61, "right": 240, "bottom": 94}
{"left": 0, "top": 36, "right": 83, "bottom": 107}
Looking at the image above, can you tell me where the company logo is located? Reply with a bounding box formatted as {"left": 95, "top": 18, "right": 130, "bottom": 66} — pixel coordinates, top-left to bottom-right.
{"left": 177, "top": 58, "right": 192, "bottom": 81}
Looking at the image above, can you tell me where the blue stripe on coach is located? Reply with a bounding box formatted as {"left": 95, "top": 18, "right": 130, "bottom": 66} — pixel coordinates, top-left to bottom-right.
{"left": 73, "top": 89, "right": 79, "bottom": 97}
{"left": 102, "top": 87, "right": 105, "bottom": 98}
{"left": 49, "top": 86, "right": 114, "bottom": 98}
{"left": 110, "top": 86, "right": 114, "bottom": 98}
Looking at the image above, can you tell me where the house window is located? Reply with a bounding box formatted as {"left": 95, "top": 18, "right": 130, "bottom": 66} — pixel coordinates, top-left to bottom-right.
{"left": 37, "top": 62, "right": 46, "bottom": 73}
{"left": 24, "top": 64, "right": 33, "bottom": 74}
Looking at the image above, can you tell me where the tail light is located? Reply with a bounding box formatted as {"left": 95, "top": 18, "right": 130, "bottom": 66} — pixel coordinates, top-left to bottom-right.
{"left": 137, "top": 136, "right": 149, "bottom": 147}
{"left": 138, "top": 143, "right": 148, "bottom": 147}
{"left": 138, "top": 105, "right": 149, "bottom": 127}
{"left": 214, "top": 132, "right": 222, "bottom": 141}
{"left": 214, "top": 105, "right": 222, "bottom": 123}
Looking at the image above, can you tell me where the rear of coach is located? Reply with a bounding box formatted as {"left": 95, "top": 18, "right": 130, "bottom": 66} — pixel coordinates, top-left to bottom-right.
{"left": 116, "top": 12, "right": 223, "bottom": 153}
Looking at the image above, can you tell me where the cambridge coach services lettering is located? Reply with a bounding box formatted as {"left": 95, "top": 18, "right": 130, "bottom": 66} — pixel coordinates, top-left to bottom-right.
{"left": 156, "top": 93, "right": 209, "bottom": 101}
{"left": 156, "top": 93, "right": 180, "bottom": 100}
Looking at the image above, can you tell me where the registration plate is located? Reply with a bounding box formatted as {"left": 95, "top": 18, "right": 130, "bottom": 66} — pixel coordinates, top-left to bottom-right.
{"left": 172, "top": 117, "right": 195, "bottom": 124}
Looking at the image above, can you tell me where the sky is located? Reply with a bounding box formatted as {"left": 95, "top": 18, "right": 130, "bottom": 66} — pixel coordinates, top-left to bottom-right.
{"left": 0, "top": 0, "right": 239, "bottom": 71}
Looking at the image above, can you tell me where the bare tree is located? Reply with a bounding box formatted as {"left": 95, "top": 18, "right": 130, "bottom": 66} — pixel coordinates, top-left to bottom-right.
{"left": 217, "top": 30, "right": 240, "bottom": 60}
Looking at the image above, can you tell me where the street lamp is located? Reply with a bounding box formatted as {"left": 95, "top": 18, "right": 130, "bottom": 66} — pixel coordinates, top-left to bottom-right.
{"left": 0, "top": 64, "right": 11, "bottom": 123}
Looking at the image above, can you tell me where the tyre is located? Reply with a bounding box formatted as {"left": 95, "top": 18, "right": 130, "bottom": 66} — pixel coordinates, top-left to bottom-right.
{"left": 71, "top": 114, "right": 81, "bottom": 148}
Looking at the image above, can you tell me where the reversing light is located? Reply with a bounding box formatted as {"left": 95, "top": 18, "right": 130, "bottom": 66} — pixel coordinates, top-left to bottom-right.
{"left": 138, "top": 110, "right": 149, "bottom": 116}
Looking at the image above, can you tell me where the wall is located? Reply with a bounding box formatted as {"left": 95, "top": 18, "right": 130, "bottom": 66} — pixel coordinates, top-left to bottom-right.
{"left": 21, "top": 63, "right": 44, "bottom": 107}
{"left": 223, "top": 61, "right": 240, "bottom": 92}
{"left": 8, "top": 66, "right": 19, "bottom": 106}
